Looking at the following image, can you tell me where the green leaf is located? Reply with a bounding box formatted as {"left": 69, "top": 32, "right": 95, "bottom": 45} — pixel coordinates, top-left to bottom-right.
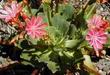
{"left": 83, "top": 55, "right": 94, "bottom": 69}
{"left": 73, "top": 50, "right": 83, "bottom": 64}
{"left": 47, "top": 61, "right": 59, "bottom": 73}
{"left": 31, "top": 9, "right": 38, "bottom": 15}
{"left": 62, "top": 51, "right": 74, "bottom": 58}
{"left": 20, "top": 49, "right": 39, "bottom": 66}
{"left": 20, "top": 53, "right": 32, "bottom": 65}
{"left": 20, "top": 49, "right": 35, "bottom": 60}
{"left": 47, "top": 26, "right": 62, "bottom": 45}
{"left": 52, "top": 14, "right": 70, "bottom": 36}
{"left": 21, "top": 52, "right": 31, "bottom": 61}
{"left": 58, "top": 4, "right": 65, "bottom": 14}
{"left": 17, "top": 39, "right": 31, "bottom": 49}
{"left": 62, "top": 4, "right": 74, "bottom": 19}
{"left": 23, "top": 6, "right": 38, "bottom": 16}
{"left": 39, "top": 51, "right": 52, "bottom": 61}
{"left": 65, "top": 40, "right": 80, "bottom": 48}
{"left": 68, "top": 24, "right": 77, "bottom": 38}
{"left": 22, "top": 6, "right": 31, "bottom": 16}
{"left": 28, "top": 37, "right": 38, "bottom": 45}
{"left": 37, "top": 13, "right": 48, "bottom": 23}
{"left": 83, "top": 55, "right": 99, "bottom": 75}
{"left": 84, "top": 3, "right": 96, "bottom": 20}
{"left": 39, "top": 51, "right": 59, "bottom": 73}
{"left": 43, "top": 3, "right": 52, "bottom": 26}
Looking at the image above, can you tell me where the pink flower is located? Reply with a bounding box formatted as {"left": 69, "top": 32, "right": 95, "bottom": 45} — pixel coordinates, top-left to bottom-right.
{"left": 100, "top": 20, "right": 109, "bottom": 31}
{"left": 86, "top": 29, "right": 107, "bottom": 51}
{"left": 87, "top": 15, "right": 108, "bottom": 30}
{"left": 25, "top": 16, "right": 48, "bottom": 39}
{"left": 0, "top": 1, "right": 22, "bottom": 22}
{"left": 102, "top": 0, "right": 108, "bottom": 3}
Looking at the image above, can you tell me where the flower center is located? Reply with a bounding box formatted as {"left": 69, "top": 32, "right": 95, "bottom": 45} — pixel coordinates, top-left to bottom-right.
{"left": 91, "top": 35, "right": 97, "bottom": 40}
{"left": 31, "top": 26, "right": 36, "bottom": 31}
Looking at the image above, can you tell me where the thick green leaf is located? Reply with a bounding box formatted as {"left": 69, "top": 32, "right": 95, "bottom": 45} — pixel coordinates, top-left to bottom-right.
{"left": 26, "top": 36, "right": 39, "bottom": 45}
{"left": 47, "top": 61, "right": 59, "bottom": 73}
{"left": 47, "top": 26, "right": 62, "bottom": 45}
{"left": 84, "top": 3, "right": 96, "bottom": 20}
{"left": 62, "top": 51, "right": 74, "bottom": 58}
{"left": 21, "top": 52, "right": 31, "bottom": 63}
{"left": 31, "top": 9, "right": 38, "bottom": 15}
{"left": 65, "top": 40, "right": 80, "bottom": 48}
{"left": 39, "top": 51, "right": 52, "bottom": 61}
{"left": 58, "top": 4, "right": 65, "bottom": 14}
{"left": 62, "top": 4, "right": 74, "bottom": 19}
{"left": 83, "top": 55, "right": 99, "bottom": 75}
{"left": 52, "top": 14, "right": 70, "bottom": 36}
{"left": 38, "top": 51, "right": 59, "bottom": 73}
{"left": 16, "top": 39, "right": 31, "bottom": 49}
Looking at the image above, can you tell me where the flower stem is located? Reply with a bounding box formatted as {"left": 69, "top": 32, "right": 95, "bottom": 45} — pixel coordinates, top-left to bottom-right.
{"left": 77, "top": 0, "right": 90, "bottom": 16}
{"left": 43, "top": 4, "right": 52, "bottom": 26}
{"left": 55, "top": 0, "right": 59, "bottom": 13}
{"left": 85, "top": 3, "right": 96, "bottom": 19}
{"left": 23, "top": 0, "right": 32, "bottom": 16}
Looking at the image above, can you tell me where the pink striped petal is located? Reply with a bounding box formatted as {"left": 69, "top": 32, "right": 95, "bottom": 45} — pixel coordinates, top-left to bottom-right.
{"left": 0, "top": 14, "right": 7, "bottom": 18}
{"left": 0, "top": 10, "right": 8, "bottom": 14}
{"left": 37, "top": 23, "right": 48, "bottom": 29}
{"left": 4, "top": 6, "right": 12, "bottom": 14}
{"left": 36, "top": 16, "right": 43, "bottom": 26}
{"left": 11, "top": 1, "right": 17, "bottom": 11}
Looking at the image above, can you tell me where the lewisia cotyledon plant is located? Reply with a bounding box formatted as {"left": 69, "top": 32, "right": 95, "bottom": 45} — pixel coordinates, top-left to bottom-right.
{"left": 86, "top": 29, "right": 107, "bottom": 54}
{"left": 87, "top": 15, "right": 108, "bottom": 31}
{"left": 86, "top": 15, "right": 109, "bottom": 56}
{"left": 0, "top": 1, "right": 22, "bottom": 22}
{"left": 25, "top": 16, "right": 48, "bottom": 39}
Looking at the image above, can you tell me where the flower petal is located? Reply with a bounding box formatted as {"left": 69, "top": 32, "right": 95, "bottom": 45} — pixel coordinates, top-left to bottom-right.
{"left": 25, "top": 16, "right": 47, "bottom": 39}
{"left": 0, "top": 10, "right": 8, "bottom": 14}
{"left": 0, "top": 14, "right": 7, "bottom": 18}
{"left": 11, "top": 1, "right": 17, "bottom": 11}
{"left": 4, "top": 6, "right": 12, "bottom": 14}
{"left": 36, "top": 16, "right": 43, "bottom": 26}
